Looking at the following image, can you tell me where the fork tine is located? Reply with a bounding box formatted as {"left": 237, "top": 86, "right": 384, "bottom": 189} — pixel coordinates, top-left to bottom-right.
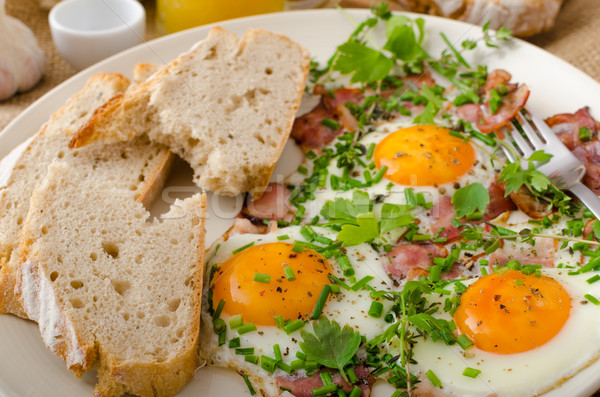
{"left": 514, "top": 111, "right": 546, "bottom": 150}
{"left": 523, "top": 108, "right": 565, "bottom": 147}
{"left": 507, "top": 122, "right": 535, "bottom": 158}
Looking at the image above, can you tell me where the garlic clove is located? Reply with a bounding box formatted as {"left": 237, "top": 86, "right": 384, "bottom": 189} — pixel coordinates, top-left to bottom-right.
{"left": 0, "top": 0, "right": 46, "bottom": 101}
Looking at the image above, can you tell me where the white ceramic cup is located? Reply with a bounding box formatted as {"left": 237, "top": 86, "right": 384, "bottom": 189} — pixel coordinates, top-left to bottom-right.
{"left": 49, "top": 0, "right": 146, "bottom": 70}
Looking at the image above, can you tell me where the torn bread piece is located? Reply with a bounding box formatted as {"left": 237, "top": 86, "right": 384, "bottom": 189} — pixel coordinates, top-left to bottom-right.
{"left": 16, "top": 162, "right": 206, "bottom": 397}
{"left": 71, "top": 27, "right": 310, "bottom": 197}
{"left": 0, "top": 70, "right": 173, "bottom": 318}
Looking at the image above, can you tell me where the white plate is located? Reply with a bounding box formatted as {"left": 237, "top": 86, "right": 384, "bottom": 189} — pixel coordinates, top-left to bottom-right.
{"left": 1, "top": 9, "right": 600, "bottom": 397}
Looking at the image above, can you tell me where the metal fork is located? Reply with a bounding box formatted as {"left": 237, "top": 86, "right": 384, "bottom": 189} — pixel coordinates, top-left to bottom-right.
{"left": 501, "top": 107, "right": 600, "bottom": 220}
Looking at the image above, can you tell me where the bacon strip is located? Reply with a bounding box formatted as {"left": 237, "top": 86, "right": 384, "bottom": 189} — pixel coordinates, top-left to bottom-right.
{"left": 383, "top": 242, "right": 448, "bottom": 281}
{"left": 484, "top": 181, "right": 517, "bottom": 220}
{"left": 489, "top": 238, "right": 556, "bottom": 268}
{"left": 545, "top": 107, "right": 600, "bottom": 194}
{"left": 546, "top": 106, "right": 599, "bottom": 150}
{"left": 292, "top": 72, "right": 437, "bottom": 148}
{"left": 291, "top": 86, "right": 363, "bottom": 148}
{"left": 430, "top": 195, "right": 461, "bottom": 242}
{"left": 242, "top": 183, "right": 294, "bottom": 222}
{"left": 478, "top": 70, "right": 530, "bottom": 134}
{"left": 277, "top": 366, "right": 373, "bottom": 397}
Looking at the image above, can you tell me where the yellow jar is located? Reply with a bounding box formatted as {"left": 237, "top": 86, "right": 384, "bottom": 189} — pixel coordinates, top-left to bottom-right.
{"left": 156, "top": 0, "right": 286, "bottom": 35}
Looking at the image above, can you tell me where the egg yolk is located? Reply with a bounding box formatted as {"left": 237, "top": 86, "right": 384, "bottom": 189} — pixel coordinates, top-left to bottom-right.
{"left": 373, "top": 125, "right": 475, "bottom": 186}
{"left": 211, "top": 242, "right": 331, "bottom": 326}
{"left": 454, "top": 270, "right": 571, "bottom": 354}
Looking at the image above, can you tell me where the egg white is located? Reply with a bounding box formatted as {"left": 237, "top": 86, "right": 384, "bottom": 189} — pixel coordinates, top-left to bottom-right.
{"left": 408, "top": 269, "right": 600, "bottom": 397}
{"left": 199, "top": 225, "right": 396, "bottom": 396}
{"left": 289, "top": 117, "right": 499, "bottom": 236}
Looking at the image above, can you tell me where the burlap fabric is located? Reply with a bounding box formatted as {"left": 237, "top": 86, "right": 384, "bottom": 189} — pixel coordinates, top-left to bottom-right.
{"left": 0, "top": 0, "right": 599, "bottom": 131}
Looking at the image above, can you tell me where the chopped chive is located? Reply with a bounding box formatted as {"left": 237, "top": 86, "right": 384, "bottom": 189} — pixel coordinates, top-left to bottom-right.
{"left": 337, "top": 255, "right": 355, "bottom": 277}
{"left": 301, "top": 226, "right": 316, "bottom": 242}
{"left": 273, "top": 344, "right": 283, "bottom": 362}
{"left": 284, "top": 266, "right": 296, "bottom": 281}
{"left": 348, "top": 387, "right": 362, "bottom": 397}
{"left": 296, "top": 351, "right": 306, "bottom": 360}
{"left": 305, "top": 360, "right": 319, "bottom": 372}
{"left": 425, "top": 369, "right": 441, "bottom": 387}
{"left": 236, "top": 347, "right": 255, "bottom": 355}
{"left": 311, "top": 284, "right": 332, "bottom": 319}
{"left": 411, "top": 234, "right": 431, "bottom": 241}
{"left": 245, "top": 355, "right": 259, "bottom": 364}
{"left": 462, "top": 367, "right": 481, "bottom": 378}
{"left": 429, "top": 264, "right": 442, "bottom": 282}
{"left": 351, "top": 275, "right": 374, "bottom": 291}
{"left": 291, "top": 360, "right": 305, "bottom": 370}
{"left": 405, "top": 188, "right": 416, "bottom": 206}
{"left": 312, "top": 384, "right": 339, "bottom": 396}
{"left": 242, "top": 374, "right": 256, "bottom": 395}
{"left": 292, "top": 241, "right": 306, "bottom": 253}
{"left": 373, "top": 165, "right": 388, "bottom": 183}
{"left": 321, "top": 117, "right": 341, "bottom": 130}
{"left": 237, "top": 323, "right": 257, "bottom": 335}
{"left": 329, "top": 275, "right": 351, "bottom": 290}
{"left": 457, "top": 334, "right": 474, "bottom": 350}
{"left": 276, "top": 362, "right": 293, "bottom": 374}
{"left": 297, "top": 165, "right": 309, "bottom": 175}
{"left": 320, "top": 371, "right": 333, "bottom": 386}
{"left": 261, "top": 355, "right": 277, "bottom": 373}
{"left": 213, "top": 299, "right": 225, "bottom": 320}
{"left": 229, "top": 337, "right": 241, "bottom": 348}
{"left": 587, "top": 274, "right": 600, "bottom": 284}
{"left": 284, "top": 319, "right": 305, "bottom": 335}
{"left": 329, "top": 284, "right": 341, "bottom": 294}
{"left": 347, "top": 366, "right": 359, "bottom": 384}
{"left": 306, "top": 150, "right": 317, "bottom": 159}
{"left": 585, "top": 294, "right": 600, "bottom": 305}
{"left": 579, "top": 126, "right": 593, "bottom": 142}
{"left": 366, "top": 142, "right": 376, "bottom": 160}
{"left": 229, "top": 315, "right": 243, "bottom": 329}
{"left": 213, "top": 318, "right": 226, "bottom": 334}
{"left": 277, "top": 234, "right": 290, "bottom": 241}
{"left": 232, "top": 242, "right": 254, "bottom": 255}
{"left": 218, "top": 331, "right": 226, "bottom": 346}
{"left": 368, "top": 301, "right": 384, "bottom": 318}
{"left": 466, "top": 211, "right": 482, "bottom": 221}
{"left": 274, "top": 315, "right": 285, "bottom": 329}
{"left": 314, "top": 234, "right": 333, "bottom": 245}
{"left": 416, "top": 192, "right": 426, "bottom": 206}
{"left": 253, "top": 272, "right": 271, "bottom": 284}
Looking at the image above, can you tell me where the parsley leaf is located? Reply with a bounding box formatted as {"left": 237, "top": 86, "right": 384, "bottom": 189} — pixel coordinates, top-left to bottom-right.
{"left": 452, "top": 183, "right": 490, "bottom": 218}
{"left": 299, "top": 317, "right": 361, "bottom": 380}
{"left": 334, "top": 41, "right": 394, "bottom": 83}
{"left": 338, "top": 213, "right": 379, "bottom": 246}
{"left": 380, "top": 203, "right": 414, "bottom": 233}
{"left": 384, "top": 24, "right": 427, "bottom": 63}
{"left": 413, "top": 101, "right": 439, "bottom": 124}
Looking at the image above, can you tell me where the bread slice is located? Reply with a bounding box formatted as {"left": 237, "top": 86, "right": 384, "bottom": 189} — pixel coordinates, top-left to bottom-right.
{"left": 0, "top": 71, "right": 173, "bottom": 318}
{"left": 16, "top": 162, "right": 206, "bottom": 397}
{"left": 70, "top": 27, "right": 311, "bottom": 197}
{"left": 394, "top": 0, "right": 563, "bottom": 37}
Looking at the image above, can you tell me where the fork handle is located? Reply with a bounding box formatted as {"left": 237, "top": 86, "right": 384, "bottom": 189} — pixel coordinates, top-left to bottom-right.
{"left": 569, "top": 182, "right": 600, "bottom": 220}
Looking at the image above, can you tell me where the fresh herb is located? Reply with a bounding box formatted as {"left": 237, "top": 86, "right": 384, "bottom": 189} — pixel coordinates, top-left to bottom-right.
{"left": 452, "top": 183, "right": 490, "bottom": 218}
{"left": 299, "top": 316, "right": 361, "bottom": 380}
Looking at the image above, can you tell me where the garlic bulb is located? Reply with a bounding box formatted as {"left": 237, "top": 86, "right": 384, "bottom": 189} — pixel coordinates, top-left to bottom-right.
{"left": 0, "top": 0, "right": 46, "bottom": 101}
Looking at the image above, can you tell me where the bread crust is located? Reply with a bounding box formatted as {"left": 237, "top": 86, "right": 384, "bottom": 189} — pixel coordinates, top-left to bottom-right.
{"left": 15, "top": 163, "right": 207, "bottom": 397}
{"left": 70, "top": 27, "right": 310, "bottom": 197}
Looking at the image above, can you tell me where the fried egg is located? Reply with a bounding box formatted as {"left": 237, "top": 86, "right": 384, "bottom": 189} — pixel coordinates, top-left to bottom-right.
{"left": 295, "top": 119, "right": 498, "bottom": 230}
{"left": 199, "top": 226, "right": 394, "bottom": 395}
{"left": 408, "top": 269, "right": 600, "bottom": 396}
